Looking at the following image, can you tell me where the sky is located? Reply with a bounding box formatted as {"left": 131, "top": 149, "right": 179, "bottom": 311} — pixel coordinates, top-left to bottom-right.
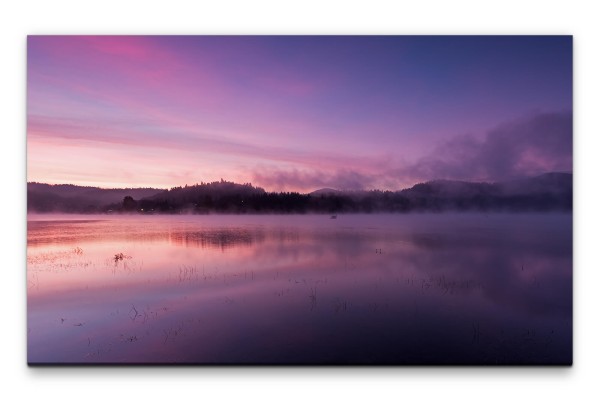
{"left": 27, "top": 35, "right": 572, "bottom": 192}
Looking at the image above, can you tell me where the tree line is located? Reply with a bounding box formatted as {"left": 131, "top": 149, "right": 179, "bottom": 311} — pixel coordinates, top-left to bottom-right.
{"left": 110, "top": 175, "right": 572, "bottom": 214}
{"left": 28, "top": 173, "right": 572, "bottom": 214}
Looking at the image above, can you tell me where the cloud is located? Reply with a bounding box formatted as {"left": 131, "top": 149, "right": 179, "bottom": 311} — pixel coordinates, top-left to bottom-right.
{"left": 251, "top": 111, "right": 573, "bottom": 192}
{"left": 402, "top": 111, "right": 573, "bottom": 182}
{"left": 251, "top": 168, "right": 377, "bottom": 192}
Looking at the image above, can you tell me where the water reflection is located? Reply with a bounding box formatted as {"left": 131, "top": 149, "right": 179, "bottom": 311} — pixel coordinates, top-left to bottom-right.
{"left": 27, "top": 213, "right": 572, "bottom": 364}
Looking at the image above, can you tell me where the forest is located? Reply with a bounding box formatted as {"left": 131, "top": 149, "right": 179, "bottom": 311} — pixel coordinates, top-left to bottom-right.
{"left": 27, "top": 173, "right": 572, "bottom": 214}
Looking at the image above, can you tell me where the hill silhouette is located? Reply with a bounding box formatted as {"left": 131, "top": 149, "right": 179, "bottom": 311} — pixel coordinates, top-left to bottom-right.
{"left": 27, "top": 173, "right": 572, "bottom": 214}
{"left": 133, "top": 180, "right": 267, "bottom": 213}
{"left": 27, "top": 183, "right": 163, "bottom": 213}
{"left": 397, "top": 172, "right": 571, "bottom": 212}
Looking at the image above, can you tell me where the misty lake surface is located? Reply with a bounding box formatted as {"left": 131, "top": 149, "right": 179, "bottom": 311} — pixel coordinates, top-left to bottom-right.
{"left": 27, "top": 213, "right": 572, "bottom": 365}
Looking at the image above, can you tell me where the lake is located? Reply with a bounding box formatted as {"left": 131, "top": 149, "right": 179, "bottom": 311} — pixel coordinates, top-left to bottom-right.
{"left": 27, "top": 213, "right": 572, "bottom": 365}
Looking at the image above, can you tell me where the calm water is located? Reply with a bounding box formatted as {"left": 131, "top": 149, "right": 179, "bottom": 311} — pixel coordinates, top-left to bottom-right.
{"left": 27, "top": 213, "right": 572, "bottom": 365}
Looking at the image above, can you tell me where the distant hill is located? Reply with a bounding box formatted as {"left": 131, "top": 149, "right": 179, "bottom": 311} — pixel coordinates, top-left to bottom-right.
{"left": 135, "top": 180, "right": 267, "bottom": 213}
{"left": 27, "top": 182, "right": 163, "bottom": 213}
{"left": 398, "top": 172, "right": 572, "bottom": 211}
{"left": 497, "top": 172, "right": 572, "bottom": 197}
{"left": 27, "top": 172, "right": 572, "bottom": 214}
{"left": 310, "top": 188, "right": 341, "bottom": 196}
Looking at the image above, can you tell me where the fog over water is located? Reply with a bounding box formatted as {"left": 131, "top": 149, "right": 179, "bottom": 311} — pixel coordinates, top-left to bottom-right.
{"left": 27, "top": 213, "right": 572, "bottom": 364}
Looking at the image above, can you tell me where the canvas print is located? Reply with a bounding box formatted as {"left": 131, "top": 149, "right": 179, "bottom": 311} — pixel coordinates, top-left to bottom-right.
{"left": 27, "top": 36, "right": 572, "bottom": 365}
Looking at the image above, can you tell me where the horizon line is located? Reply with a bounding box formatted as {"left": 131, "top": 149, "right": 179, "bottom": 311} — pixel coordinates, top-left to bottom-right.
{"left": 26, "top": 171, "right": 573, "bottom": 194}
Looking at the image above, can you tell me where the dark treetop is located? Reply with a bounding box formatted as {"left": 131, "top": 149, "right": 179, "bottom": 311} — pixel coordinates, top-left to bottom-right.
{"left": 27, "top": 173, "right": 572, "bottom": 214}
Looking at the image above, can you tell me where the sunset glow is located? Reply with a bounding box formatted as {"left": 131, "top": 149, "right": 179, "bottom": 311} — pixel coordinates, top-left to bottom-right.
{"left": 27, "top": 36, "right": 572, "bottom": 191}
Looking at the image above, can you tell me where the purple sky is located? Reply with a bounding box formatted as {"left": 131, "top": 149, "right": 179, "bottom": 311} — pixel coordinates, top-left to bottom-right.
{"left": 27, "top": 36, "right": 572, "bottom": 191}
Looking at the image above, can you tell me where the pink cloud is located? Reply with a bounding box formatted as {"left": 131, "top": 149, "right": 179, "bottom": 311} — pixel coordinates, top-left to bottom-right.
{"left": 27, "top": 37, "right": 571, "bottom": 192}
{"left": 397, "top": 111, "right": 573, "bottom": 183}
{"left": 83, "top": 36, "right": 156, "bottom": 59}
{"left": 29, "top": 36, "right": 229, "bottom": 117}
